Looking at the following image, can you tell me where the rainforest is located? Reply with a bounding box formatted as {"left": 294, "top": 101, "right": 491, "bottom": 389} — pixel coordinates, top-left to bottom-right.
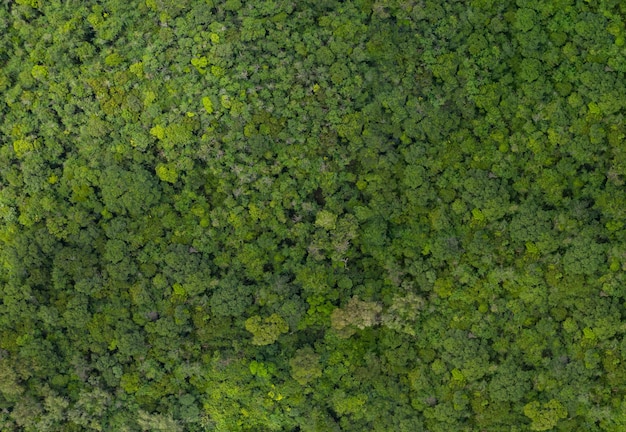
{"left": 1, "top": 0, "right": 626, "bottom": 431}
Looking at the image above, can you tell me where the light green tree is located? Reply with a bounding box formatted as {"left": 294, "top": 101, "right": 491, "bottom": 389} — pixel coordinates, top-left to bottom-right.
{"left": 245, "top": 313, "right": 289, "bottom": 346}
{"left": 523, "top": 399, "right": 567, "bottom": 431}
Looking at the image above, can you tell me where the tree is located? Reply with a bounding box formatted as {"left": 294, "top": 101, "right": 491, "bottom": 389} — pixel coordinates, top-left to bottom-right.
{"left": 136, "top": 410, "right": 183, "bottom": 432}
{"left": 523, "top": 399, "right": 568, "bottom": 431}
{"left": 290, "top": 346, "right": 322, "bottom": 385}
{"left": 245, "top": 314, "right": 289, "bottom": 346}
{"left": 330, "top": 296, "right": 382, "bottom": 339}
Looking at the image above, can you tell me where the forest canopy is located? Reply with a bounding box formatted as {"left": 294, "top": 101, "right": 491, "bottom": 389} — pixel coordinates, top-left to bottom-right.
{"left": 2, "top": 0, "right": 626, "bottom": 430}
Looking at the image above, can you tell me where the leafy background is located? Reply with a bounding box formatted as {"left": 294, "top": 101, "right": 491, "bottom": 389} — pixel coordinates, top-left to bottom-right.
{"left": 1, "top": 0, "right": 626, "bottom": 430}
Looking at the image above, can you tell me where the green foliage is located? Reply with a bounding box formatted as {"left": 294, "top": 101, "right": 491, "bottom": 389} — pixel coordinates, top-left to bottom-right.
{"left": 331, "top": 296, "right": 382, "bottom": 338}
{"left": 201, "top": 96, "right": 214, "bottom": 114}
{"left": 381, "top": 293, "right": 424, "bottom": 335}
{"left": 315, "top": 210, "right": 338, "bottom": 231}
{"left": 136, "top": 410, "right": 183, "bottom": 432}
{"left": 155, "top": 163, "right": 178, "bottom": 183}
{"left": 245, "top": 313, "right": 289, "bottom": 346}
{"left": 523, "top": 399, "right": 568, "bottom": 431}
{"left": 0, "top": 0, "right": 625, "bottom": 429}
{"left": 289, "top": 346, "right": 322, "bottom": 385}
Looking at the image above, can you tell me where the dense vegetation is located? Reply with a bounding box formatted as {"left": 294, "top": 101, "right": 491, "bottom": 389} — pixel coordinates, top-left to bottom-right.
{"left": 1, "top": 0, "right": 626, "bottom": 430}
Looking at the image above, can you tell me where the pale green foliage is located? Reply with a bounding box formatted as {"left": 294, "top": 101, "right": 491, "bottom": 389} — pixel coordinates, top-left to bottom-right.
{"left": 0, "top": 359, "right": 23, "bottom": 400}
{"left": 245, "top": 313, "right": 289, "bottom": 345}
{"left": 315, "top": 210, "right": 338, "bottom": 230}
{"left": 381, "top": 293, "right": 424, "bottom": 335}
{"left": 331, "top": 296, "right": 382, "bottom": 338}
{"left": 523, "top": 399, "right": 567, "bottom": 431}
{"left": 137, "top": 410, "right": 183, "bottom": 432}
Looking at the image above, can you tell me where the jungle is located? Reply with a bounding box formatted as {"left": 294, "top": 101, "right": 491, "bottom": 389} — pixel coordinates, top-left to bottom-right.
{"left": 1, "top": 0, "right": 626, "bottom": 431}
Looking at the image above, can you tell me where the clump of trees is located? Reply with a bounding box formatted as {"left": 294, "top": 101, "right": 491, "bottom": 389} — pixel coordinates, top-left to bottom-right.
{"left": 1, "top": 0, "right": 626, "bottom": 430}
